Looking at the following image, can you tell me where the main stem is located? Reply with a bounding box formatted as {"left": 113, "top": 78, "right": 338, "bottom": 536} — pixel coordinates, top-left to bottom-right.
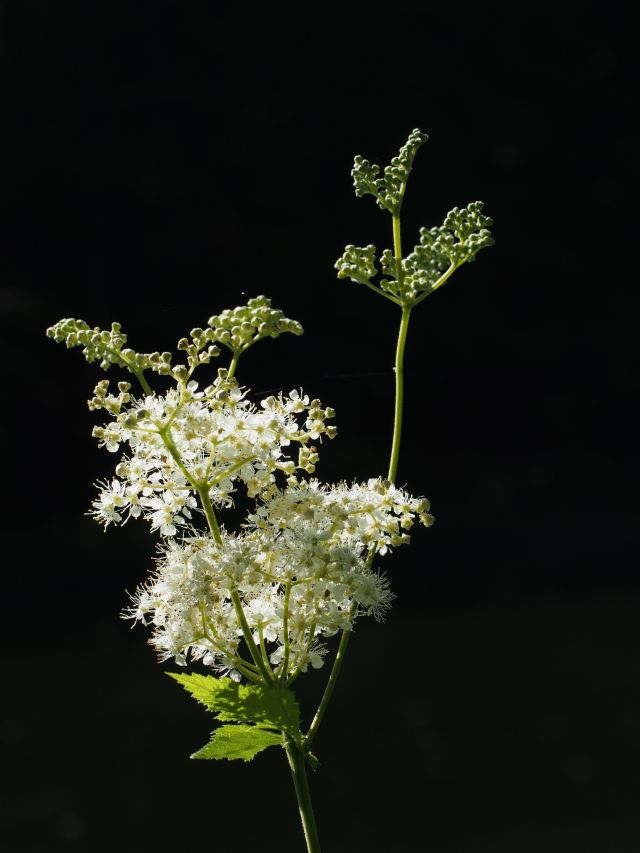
{"left": 388, "top": 198, "right": 410, "bottom": 483}
{"left": 387, "top": 303, "right": 411, "bottom": 483}
{"left": 285, "top": 736, "right": 322, "bottom": 853}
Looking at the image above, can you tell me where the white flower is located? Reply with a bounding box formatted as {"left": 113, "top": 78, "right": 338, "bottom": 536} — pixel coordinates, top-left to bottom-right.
{"left": 124, "top": 475, "right": 431, "bottom": 678}
{"left": 89, "top": 373, "right": 337, "bottom": 537}
{"left": 90, "top": 479, "right": 127, "bottom": 527}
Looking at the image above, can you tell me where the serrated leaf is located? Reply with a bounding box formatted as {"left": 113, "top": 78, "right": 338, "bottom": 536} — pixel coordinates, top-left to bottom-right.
{"left": 192, "top": 724, "right": 283, "bottom": 761}
{"left": 168, "top": 672, "right": 300, "bottom": 733}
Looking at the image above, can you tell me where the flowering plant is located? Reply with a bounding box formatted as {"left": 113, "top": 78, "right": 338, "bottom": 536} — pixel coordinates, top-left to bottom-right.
{"left": 47, "top": 129, "right": 493, "bottom": 851}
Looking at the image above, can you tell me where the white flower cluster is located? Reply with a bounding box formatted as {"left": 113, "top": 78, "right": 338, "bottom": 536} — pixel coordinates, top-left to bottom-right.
{"left": 127, "top": 478, "right": 434, "bottom": 679}
{"left": 90, "top": 371, "right": 336, "bottom": 536}
{"left": 50, "top": 301, "right": 435, "bottom": 685}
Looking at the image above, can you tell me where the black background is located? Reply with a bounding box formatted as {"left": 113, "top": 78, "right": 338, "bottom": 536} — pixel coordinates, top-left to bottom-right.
{"left": 1, "top": 2, "right": 639, "bottom": 851}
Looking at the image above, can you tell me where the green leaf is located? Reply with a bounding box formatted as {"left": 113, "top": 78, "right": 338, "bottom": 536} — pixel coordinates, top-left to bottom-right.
{"left": 192, "top": 724, "right": 283, "bottom": 761}
{"left": 168, "top": 672, "right": 300, "bottom": 733}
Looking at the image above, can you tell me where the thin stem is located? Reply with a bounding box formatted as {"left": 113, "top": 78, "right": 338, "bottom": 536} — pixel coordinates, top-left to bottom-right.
{"left": 200, "top": 609, "right": 262, "bottom": 683}
{"left": 196, "top": 486, "right": 223, "bottom": 545}
{"left": 387, "top": 304, "right": 411, "bottom": 483}
{"left": 279, "top": 582, "right": 292, "bottom": 680}
{"left": 141, "top": 386, "right": 273, "bottom": 690}
{"left": 360, "top": 278, "right": 402, "bottom": 305}
{"left": 99, "top": 346, "right": 153, "bottom": 397}
{"left": 207, "top": 454, "right": 256, "bottom": 488}
{"left": 387, "top": 189, "right": 411, "bottom": 484}
{"left": 159, "top": 427, "right": 197, "bottom": 489}
{"left": 258, "top": 625, "right": 271, "bottom": 671}
{"left": 304, "top": 605, "right": 356, "bottom": 750}
{"left": 393, "top": 213, "right": 403, "bottom": 274}
{"left": 410, "top": 261, "right": 459, "bottom": 307}
{"left": 133, "top": 369, "right": 153, "bottom": 396}
{"left": 194, "top": 486, "right": 273, "bottom": 686}
{"left": 231, "top": 590, "right": 274, "bottom": 685}
{"left": 284, "top": 735, "right": 322, "bottom": 853}
{"left": 227, "top": 350, "right": 240, "bottom": 380}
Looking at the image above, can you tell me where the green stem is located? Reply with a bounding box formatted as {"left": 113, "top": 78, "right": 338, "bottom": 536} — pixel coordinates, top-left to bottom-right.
{"left": 207, "top": 454, "right": 256, "bottom": 488}
{"left": 387, "top": 304, "right": 411, "bottom": 483}
{"left": 227, "top": 350, "right": 240, "bottom": 380}
{"left": 387, "top": 192, "right": 411, "bottom": 484}
{"left": 360, "top": 278, "right": 402, "bottom": 305}
{"left": 284, "top": 735, "right": 322, "bottom": 853}
{"left": 392, "top": 209, "right": 403, "bottom": 271}
{"left": 134, "top": 370, "right": 153, "bottom": 396}
{"left": 157, "top": 426, "right": 197, "bottom": 491}
{"left": 195, "top": 486, "right": 223, "bottom": 544}
{"left": 279, "top": 582, "right": 292, "bottom": 680}
{"left": 411, "top": 260, "right": 459, "bottom": 307}
{"left": 258, "top": 625, "right": 271, "bottom": 671}
{"left": 200, "top": 610, "right": 261, "bottom": 683}
{"left": 304, "top": 606, "right": 355, "bottom": 750}
{"left": 230, "top": 590, "right": 274, "bottom": 685}
{"left": 194, "top": 485, "right": 273, "bottom": 686}
{"left": 100, "top": 347, "right": 153, "bottom": 397}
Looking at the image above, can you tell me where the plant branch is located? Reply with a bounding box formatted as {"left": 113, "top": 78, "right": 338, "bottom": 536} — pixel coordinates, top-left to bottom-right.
{"left": 303, "top": 604, "right": 356, "bottom": 750}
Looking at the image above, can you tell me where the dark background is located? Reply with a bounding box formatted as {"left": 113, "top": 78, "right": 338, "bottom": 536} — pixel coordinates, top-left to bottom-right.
{"left": 1, "top": 2, "right": 638, "bottom": 851}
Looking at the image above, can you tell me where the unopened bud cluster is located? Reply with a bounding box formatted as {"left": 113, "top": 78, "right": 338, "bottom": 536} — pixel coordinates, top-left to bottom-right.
{"left": 208, "top": 295, "right": 303, "bottom": 355}
{"left": 337, "top": 130, "right": 494, "bottom": 307}
{"left": 352, "top": 128, "right": 428, "bottom": 214}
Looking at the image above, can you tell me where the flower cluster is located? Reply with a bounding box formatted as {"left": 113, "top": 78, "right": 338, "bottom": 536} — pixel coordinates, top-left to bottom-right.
{"left": 90, "top": 371, "right": 336, "bottom": 536}
{"left": 351, "top": 128, "right": 429, "bottom": 213}
{"left": 127, "top": 478, "right": 433, "bottom": 678}
{"left": 336, "top": 129, "right": 493, "bottom": 308}
{"left": 208, "top": 295, "right": 304, "bottom": 356}
{"left": 46, "top": 295, "right": 302, "bottom": 383}
{"left": 48, "top": 295, "right": 435, "bottom": 686}
{"left": 336, "top": 200, "right": 493, "bottom": 306}
{"left": 46, "top": 317, "right": 185, "bottom": 376}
